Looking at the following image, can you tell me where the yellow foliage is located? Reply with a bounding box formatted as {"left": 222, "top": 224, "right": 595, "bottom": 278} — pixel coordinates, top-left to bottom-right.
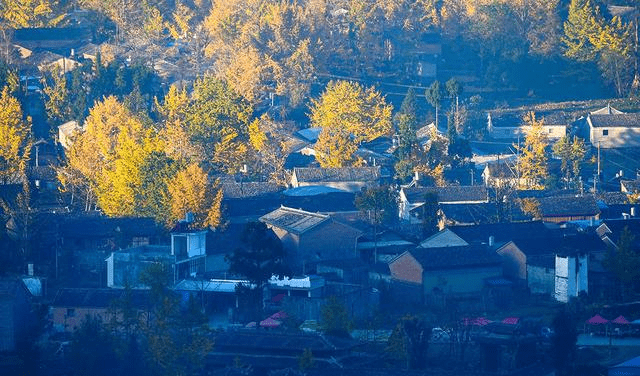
{"left": 310, "top": 80, "right": 392, "bottom": 167}
{"left": 167, "top": 164, "right": 223, "bottom": 229}
{"left": 0, "top": 87, "right": 31, "bottom": 184}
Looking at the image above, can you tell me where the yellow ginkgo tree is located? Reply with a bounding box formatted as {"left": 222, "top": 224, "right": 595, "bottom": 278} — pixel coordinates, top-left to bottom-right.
{"left": 0, "top": 87, "right": 31, "bottom": 184}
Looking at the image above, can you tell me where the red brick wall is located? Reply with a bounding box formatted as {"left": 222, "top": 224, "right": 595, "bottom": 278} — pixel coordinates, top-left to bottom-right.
{"left": 389, "top": 253, "right": 423, "bottom": 284}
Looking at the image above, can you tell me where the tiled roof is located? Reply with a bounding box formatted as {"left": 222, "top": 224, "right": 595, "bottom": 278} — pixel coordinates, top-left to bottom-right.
{"left": 440, "top": 203, "right": 497, "bottom": 224}
{"left": 588, "top": 113, "right": 640, "bottom": 128}
{"left": 408, "top": 245, "right": 502, "bottom": 270}
{"left": 52, "top": 288, "right": 151, "bottom": 309}
{"left": 538, "top": 195, "right": 600, "bottom": 217}
{"left": 513, "top": 231, "right": 605, "bottom": 257}
{"left": 403, "top": 185, "right": 488, "bottom": 204}
{"left": 449, "top": 220, "right": 556, "bottom": 244}
{"left": 220, "top": 176, "right": 282, "bottom": 199}
{"left": 293, "top": 166, "right": 381, "bottom": 183}
{"left": 598, "top": 219, "right": 640, "bottom": 249}
{"left": 590, "top": 105, "right": 625, "bottom": 115}
{"left": 621, "top": 180, "right": 640, "bottom": 193}
{"left": 260, "top": 206, "right": 330, "bottom": 235}
{"left": 598, "top": 191, "right": 631, "bottom": 205}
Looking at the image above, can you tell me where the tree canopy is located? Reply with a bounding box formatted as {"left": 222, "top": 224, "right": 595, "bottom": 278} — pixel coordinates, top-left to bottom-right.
{"left": 516, "top": 112, "right": 549, "bottom": 189}
{"left": 310, "top": 80, "right": 392, "bottom": 167}
{"left": 0, "top": 87, "right": 31, "bottom": 184}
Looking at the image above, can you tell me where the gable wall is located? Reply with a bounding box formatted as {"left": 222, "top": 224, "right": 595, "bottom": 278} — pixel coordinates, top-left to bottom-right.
{"left": 496, "top": 243, "right": 527, "bottom": 280}
{"left": 528, "top": 264, "right": 555, "bottom": 296}
{"left": 423, "top": 265, "right": 501, "bottom": 295}
{"left": 389, "top": 253, "right": 423, "bottom": 284}
{"left": 590, "top": 127, "right": 640, "bottom": 148}
{"left": 300, "top": 221, "right": 360, "bottom": 264}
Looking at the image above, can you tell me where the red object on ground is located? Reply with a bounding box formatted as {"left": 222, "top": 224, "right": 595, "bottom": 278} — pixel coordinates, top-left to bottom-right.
{"left": 612, "top": 315, "right": 630, "bottom": 325}
{"left": 586, "top": 314, "right": 610, "bottom": 325}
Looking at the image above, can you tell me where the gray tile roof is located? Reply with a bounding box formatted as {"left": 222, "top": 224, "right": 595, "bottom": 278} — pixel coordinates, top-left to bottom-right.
{"left": 260, "top": 206, "right": 330, "bottom": 235}
{"left": 408, "top": 245, "right": 502, "bottom": 271}
{"left": 293, "top": 166, "right": 381, "bottom": 183}
{"left": 220, "top": 176, "right": 282, "bottom": 199}
{"left": 539, "top": 195, "right": 600, "bottom": 217}
{"left": 588, "top": 113, "right": 640, "bottom": 128}
{"left": 403, "top": 185, "right": 489, "bottom": 204}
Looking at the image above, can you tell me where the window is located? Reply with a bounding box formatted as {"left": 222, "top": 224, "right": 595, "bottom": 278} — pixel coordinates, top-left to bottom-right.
{"left": 66, "top": 308, "right": 75, "bottom": 317}
{"left": 603, "top": 129, "right": 609, "bottom": 136}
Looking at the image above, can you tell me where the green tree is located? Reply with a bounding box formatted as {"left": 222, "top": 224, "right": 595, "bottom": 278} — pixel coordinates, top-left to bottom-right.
{"left": 395, "top": 88, "right": 419, "bottom": 158}
{"left": 425, "top": 80, "right": 442, "bottom": 130}
{"left": 516, "top": 112, "right": 548, "bottom": 189}
{"left": 0, "top": 87, "right": 31, "bottom": 184}
{"left": 310, "top": 80, "right": 393, "bottom": 167}
{"left": 563, "top": 0, "right": 599, "bottom": 62}
{"left": 227, "top": 221, "right": 290, "bottom": 319}
{"left": 420, "top": 192, "right": 440, "bottom": 236}
{"left": 42, "top": 67, "right": 71, "bottom": 124}
{"left": 320, "top": 296, "right": 352, "bottom": 338}
{"left": 552, "top": 135, "right": 586, "bottom": 188}
{"left": 247, "top": 114, "right": 293, "bottom": 186}
{"left": 298, "top": 348, "right": 315, "bottom": 371}
{"left": 551, "top": 310, "right": 577, "bottom": 376}
{"left": 69, "top": 316, "right": 120, "bottom": 376}
{"left": 139, "top": 263, "right": 212, "bottom": 376}
{"left": 603, "top": 227, "right": 640, "bottom": 301}
{"left": 187, "top": 76, "right": 252, "bottom": 173}
{"left": 448, "top": 137, "right": 472, "bottom": 168}
{"left": 563, "top": 0, "right": 634, "bottom": 96}
{"left": 386, "top": 315, "right": 432, "bottom": 370}
{"left": 355, "top": 185, "right": 398, "bottom": 262}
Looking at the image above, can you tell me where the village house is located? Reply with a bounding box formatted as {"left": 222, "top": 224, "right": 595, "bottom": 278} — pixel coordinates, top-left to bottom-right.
{"left": 105, "top": 223, "right": 207, "bottom": 288}
{"left": 259, "top": 206, "right": 362, "bottom": 272}
{"left": 388, "top": 245, "right": 503, "bottom": 304}
{"left": 50, "top": 288, "right": 151, "bottom": 332}
{"left": 398, "top": 185, "right": 489, "bottom": 224}
{"left": 586, "top": 110, "right": 640, "bottom": 148}
{"left": 537, "top": 195, "right": 601, "bottom": 223}
{"left": 57, "top": 121, "right": 81, "bottom": 150}
{"left": 482, "top": 159, "right": 520, "bottom": 188}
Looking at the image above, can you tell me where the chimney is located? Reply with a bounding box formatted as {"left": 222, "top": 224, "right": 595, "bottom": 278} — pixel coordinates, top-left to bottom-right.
{"left": 28, "top": 263, "right": 34, "bottom": 276}
{"left": 414, "top": 171, "right": 420, "bottom": 186}
{"left": 489, "top": 236, "right": 495, "bottom": 247}
{"left": 631, "top": 207, "right": 637, "bottom": 217}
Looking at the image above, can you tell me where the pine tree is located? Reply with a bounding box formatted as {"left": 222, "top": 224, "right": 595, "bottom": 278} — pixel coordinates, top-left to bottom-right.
{"left": 425, "top": 80, "right": 442, "bottom": 130}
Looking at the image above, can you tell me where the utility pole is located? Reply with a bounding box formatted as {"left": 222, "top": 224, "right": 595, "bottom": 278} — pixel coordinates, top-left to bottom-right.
{"left": 597, "top": 141, "right": 601, "bottom": 178}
